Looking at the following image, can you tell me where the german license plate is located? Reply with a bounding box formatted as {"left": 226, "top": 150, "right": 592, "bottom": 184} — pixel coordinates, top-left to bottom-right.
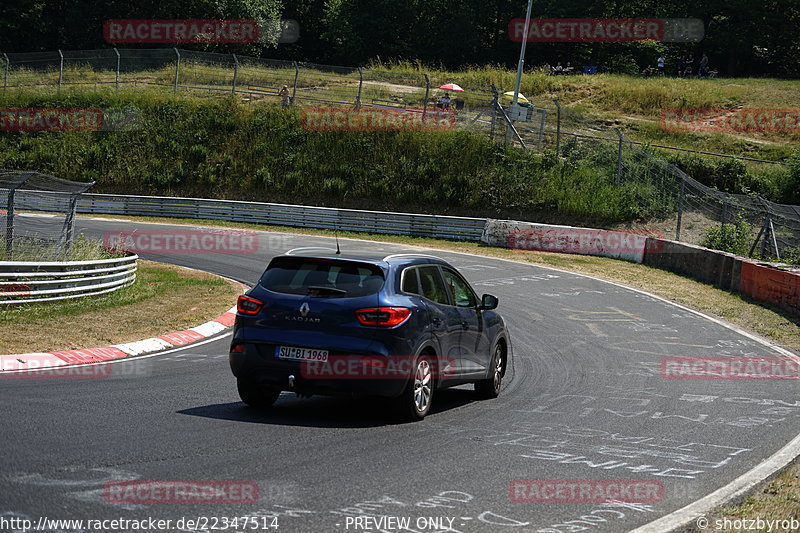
{"left": 275, "top": 346, "right": 329, "bottom": 362}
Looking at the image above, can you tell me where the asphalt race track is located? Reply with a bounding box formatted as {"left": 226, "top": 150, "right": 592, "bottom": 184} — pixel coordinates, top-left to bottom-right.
{"left": 2, "top": 216, "right": 799, "bottom": 533}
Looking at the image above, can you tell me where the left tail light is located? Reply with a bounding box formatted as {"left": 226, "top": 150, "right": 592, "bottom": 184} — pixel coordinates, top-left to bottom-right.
{"left": 356, "top": 307, "right": 411, "bottom": 327}
{"left": 237, "top": 295, "right": 264, "bottom": 315}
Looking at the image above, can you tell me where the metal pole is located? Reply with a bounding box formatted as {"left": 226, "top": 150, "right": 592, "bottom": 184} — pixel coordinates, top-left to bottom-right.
{"left": 511, "top": 0, "right": 534, "bottom": 107}
{"left": 553, "top": 99, "right": 561, "bottom": 154}
{"left": 423, "top": 74, "right": 430, "bottom": 121}
{"left": 61, "top": 195, "right": 79, "bottom": 257}
{"left": 232, "top": 54, "right": 238, "bottom": 95}
{"left": 3, "top": 53, "right": 8, "bottom": 92}
{"left": 769, "top": 219, "right": 780, "bottom": 260}
{"left": 114, "top": 48, "right": 120, "bottom": 92}
{"left": 356, "top": 67, "right": 363, "bottom": 108}
{"left": 614, "top": 128, "right": 623, "bottom": 186}
{"left": 58, "top": 49, "right": 64, "bottom": 92}
{"left": 5, "top": 188, "right": 15, "bottom": 258}
{"left": 490, "top": 85, "right": 499, "bottom": 140}
{"left": 760, "top": 217, "right": 770, "bottom": 259}
{"left": 675, "top": 178, "right": 685, "bottom": 241}
{"left": 291, "top": 61, "right": 299, "bottom": 104}
{"left": 173, "top": 48, "right": 180, "bottom": 95}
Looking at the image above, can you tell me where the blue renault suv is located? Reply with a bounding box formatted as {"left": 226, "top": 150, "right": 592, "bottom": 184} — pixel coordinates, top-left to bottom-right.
{"left": 229, "top": 248, "right": 509, "bottom": 421}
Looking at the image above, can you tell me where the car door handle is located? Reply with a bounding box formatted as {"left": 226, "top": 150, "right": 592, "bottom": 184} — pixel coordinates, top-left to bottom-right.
{"left": 431, "top": 317, "right": 442, "bottom": 326}
{"left": 461, "top": 320, "right": 469, "bottom": 329}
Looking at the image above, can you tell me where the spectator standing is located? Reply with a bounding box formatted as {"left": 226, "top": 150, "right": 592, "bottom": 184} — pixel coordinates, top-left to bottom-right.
{"left": 657, "top": 55, "right": 666, "bottom": 75}
{"left": 699, "top": 53, "right": 709, "bottom": 77}
{"left": 677, "top": 57, "right": 685, "bottom": 77}
{"left": 279, "top": 85, "right": 291, "bottom": 106}
{"left": 684, "top": 54, "right": 694, "bottom": 77}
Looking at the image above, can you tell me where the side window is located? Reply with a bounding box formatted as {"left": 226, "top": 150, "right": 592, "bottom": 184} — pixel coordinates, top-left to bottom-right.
{"left": 418, "top": 266, "right": 450, "bottom": 305}
{"left": 442, "top": 268, "right": 477, "bottom": 308}
{"left": 401, "top": 267, "right": 421, "bottom": 295}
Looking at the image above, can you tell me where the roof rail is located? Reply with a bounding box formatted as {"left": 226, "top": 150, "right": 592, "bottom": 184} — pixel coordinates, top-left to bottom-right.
{"left": 285, "top": 247, "right": 338, "bottom": 255}
{"left": 382, "top": 253, "right": 443, "bottom": 261}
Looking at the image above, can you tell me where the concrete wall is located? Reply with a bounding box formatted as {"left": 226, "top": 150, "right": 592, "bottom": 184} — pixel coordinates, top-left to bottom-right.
{"left": 643, "top": 238, "right": 744, "bottom": 292}
{"left": 483, "top": 219, "right": 800, "bottom": 318}
{"left": 483, "top": 219, "right": 648, "bottom": 263}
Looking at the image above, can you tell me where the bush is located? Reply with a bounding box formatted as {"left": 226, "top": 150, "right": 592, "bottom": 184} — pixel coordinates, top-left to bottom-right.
{"left": 700, "top": 213, "right": 753, "bottom": 256}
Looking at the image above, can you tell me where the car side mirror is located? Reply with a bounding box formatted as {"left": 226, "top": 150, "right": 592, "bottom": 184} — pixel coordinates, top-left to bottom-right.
{"left": 479, "top": 294, "right": 498, "bottom": 310}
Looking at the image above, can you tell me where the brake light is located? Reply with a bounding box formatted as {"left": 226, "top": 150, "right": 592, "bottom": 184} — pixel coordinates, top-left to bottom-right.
{"left": 237, "top": 295, "right": 263, "bottom": 315}
{"left": 355, "top": 307, "right": 411, "bottom": 327}
{"left": 230, "top": 344, "right": 246, "bottom": 353}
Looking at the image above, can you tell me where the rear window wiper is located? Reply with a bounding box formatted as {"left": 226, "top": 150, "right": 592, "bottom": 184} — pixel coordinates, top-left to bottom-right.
{"left": 306, "top": 286, "right": 347, "bottom": 296}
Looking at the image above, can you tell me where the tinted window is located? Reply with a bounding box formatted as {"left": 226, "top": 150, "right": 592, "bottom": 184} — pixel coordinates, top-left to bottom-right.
{"left": 418, "top": 266, "right": 450, "bottom": 305}
{"left": 401, "top": 267, "right": 421, "bottom": 294}
{"left": 260, "top": 257, "right": 384, "bottom": 297}
{"left": 442, "top": 268, "right": 477, "bottom": 308}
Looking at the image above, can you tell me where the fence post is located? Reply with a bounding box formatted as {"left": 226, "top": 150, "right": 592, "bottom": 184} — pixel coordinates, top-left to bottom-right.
{"left": 3, "top": 53, "right": 8, "bottom": 92}
{"left": 490, "top": 85, "right": 499, "bottom": 140}
{"left": 59, "top": 195, "right": 79, "bottom": 257}
{"left": 291, "top": 61, "right": 299, "bottom": 104}
{"left": 173, "top": 48, "right": 180, "bottom": 95}
{"left": 114, "top": 48, "right": 120, "bottom": 92}
{"left": 675, "top": 178, "right": 685, "bottom": 241}
{"left": 58, "top": 49, "right": 64, "bottom": 92}
{"left": 232, "top": 54, "right": 238, "bottom": 95}
{"left": 614, "top": 128, "right": 624, "bottom": 186}
{"left": 356, "top": 67, "right": 363, "bottom": 107}
{"left": 553, "top": 99, "right": 561, "bottom": 155}
{"left": 423, "top": 73, "right": 430, "bottom": 121}
{"left": 5, "top": 187, "right": 15, "bottom": 258}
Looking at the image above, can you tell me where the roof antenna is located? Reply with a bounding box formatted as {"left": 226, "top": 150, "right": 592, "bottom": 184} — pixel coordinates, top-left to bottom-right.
{"left": 335, "top": 228, "right": 341, "bottom": 255}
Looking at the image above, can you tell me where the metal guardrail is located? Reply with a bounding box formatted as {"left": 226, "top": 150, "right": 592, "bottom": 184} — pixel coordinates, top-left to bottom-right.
{"left": 0, "top": 254, "right": 138, "bottom": 305}
{"left": 27, "top": 193, "right": 487, "bottom": 242}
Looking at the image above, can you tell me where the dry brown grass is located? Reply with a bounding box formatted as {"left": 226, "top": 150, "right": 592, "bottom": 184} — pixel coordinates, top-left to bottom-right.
{"left": 696, "top": 457, "right": 800, "bottom": 532}
{"left": 0, "top": 260, "right": 243, "bottom": 354}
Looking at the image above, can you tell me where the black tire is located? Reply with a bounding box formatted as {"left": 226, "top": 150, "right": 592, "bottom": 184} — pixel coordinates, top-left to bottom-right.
{"left": 475, "top": 343, "right": 504, "bottom": 399}
{"left": 395, "top": 355, "right": 434, "bottom": 422}
{"left": 237, "top": 378, "right": 281, "bottom": 408}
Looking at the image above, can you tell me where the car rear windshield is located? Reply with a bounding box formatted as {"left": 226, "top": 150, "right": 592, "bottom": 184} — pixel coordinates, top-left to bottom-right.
{"left": 260, "top": 257, "right": 385, "bottom": 298}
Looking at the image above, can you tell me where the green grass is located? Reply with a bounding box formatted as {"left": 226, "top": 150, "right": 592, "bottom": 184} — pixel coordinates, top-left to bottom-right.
{"left": 0, "top": 88, "right": 668, "bottom": 225}
{"left": 0, "top": 233, "right": 124, "bottom": 261}
{"left": 0, "top": 260, "right": 241, "bottom": 354}
{"left": 6, "top": 59, "right": 800, "bottom": 202}
{"left": 0, "top": 263, "right": 223, "bottom": 323}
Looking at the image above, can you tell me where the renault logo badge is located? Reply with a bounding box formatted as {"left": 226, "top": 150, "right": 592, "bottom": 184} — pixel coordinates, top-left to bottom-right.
{"left": 299, "top": 302, "right": 310, "bottom": 317}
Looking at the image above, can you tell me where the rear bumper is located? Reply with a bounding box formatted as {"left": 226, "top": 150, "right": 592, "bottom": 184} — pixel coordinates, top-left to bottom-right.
{"left": 229, "top": 345, "right": 410, "bottom": 398}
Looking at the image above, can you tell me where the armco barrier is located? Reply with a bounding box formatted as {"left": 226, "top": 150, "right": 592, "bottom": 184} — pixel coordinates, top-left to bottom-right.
{"left": 0, "top": 255, "right": 138, "bottom": 305}
{"left": 16, "top": 193, "right": 486, "bottom": 242}
{"left": 16, "top": 194, "right": 800, "bottom": 318}
{"left": 643, "top": 238, "right": 743, "bottom": 291}
{"left": 482, "top": 219, "right": 648, "bottom": 263}
{"left": 740, "top": 262, "right": 800, "bottom": 316}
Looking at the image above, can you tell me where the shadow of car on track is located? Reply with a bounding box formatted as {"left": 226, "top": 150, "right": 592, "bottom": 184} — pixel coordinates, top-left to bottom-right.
{"left": 177, "top": 387, "right": 479, "bottom": 428}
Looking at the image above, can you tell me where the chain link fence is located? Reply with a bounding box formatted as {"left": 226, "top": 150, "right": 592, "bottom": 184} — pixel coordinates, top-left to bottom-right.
{"left": 0, "top": 170, "right": 94, "bottom": 260}
{"left": 2, "top": 48, "right": 798, "bottom": 260}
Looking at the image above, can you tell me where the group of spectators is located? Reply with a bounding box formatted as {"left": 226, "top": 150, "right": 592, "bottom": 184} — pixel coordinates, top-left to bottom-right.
{"left": 642, "top": 53, "right": 718, "bottom": 78}
{"left": 545, "top": 62, "right": 576, "bottom": 75}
